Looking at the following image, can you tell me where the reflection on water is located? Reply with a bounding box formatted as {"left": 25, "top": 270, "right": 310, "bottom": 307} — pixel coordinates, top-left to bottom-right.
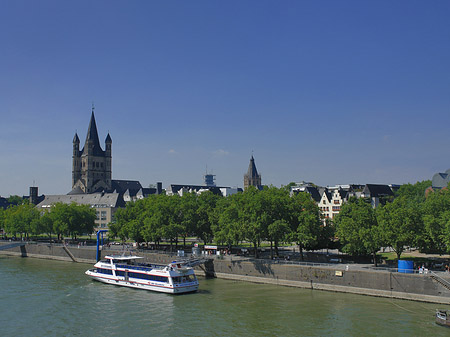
{"left": 0, "top": 256, "right": 448, "bottom": 336}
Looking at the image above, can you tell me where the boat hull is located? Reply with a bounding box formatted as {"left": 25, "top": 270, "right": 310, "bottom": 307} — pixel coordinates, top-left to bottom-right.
{"left": 85, "top": 270, "right": 199, "bottom": 294}
{"left": 436, "top": 310, "right": 450, "bottom": 327}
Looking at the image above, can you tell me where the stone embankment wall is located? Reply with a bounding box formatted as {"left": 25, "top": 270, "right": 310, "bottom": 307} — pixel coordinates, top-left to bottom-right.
{"left": 0, "top": 242, "right": 98, "bottom": 263}
{"left": 1, "top": 242, "right": 449, "bottom": 304}
{"left": 209, "top": 257, "right": 450, "bottom": 304}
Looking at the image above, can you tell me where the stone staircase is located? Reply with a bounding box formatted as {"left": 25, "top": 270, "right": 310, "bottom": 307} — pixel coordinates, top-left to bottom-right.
{"left": 430, "top": 272, "right": 450, "bottom": 291}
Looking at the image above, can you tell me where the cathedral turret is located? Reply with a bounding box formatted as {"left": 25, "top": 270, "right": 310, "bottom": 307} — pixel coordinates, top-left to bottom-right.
{"left": 72, "top": 132, "right": 81, "bottom": 188}
{"left": 105, "top": 133, "right": 112, "bottom": 155}
{"left": 105, "top": 133, "right": 112, "bottom": 188}
{"left": 73, "top": 133, "right": 80, "bottom": 153}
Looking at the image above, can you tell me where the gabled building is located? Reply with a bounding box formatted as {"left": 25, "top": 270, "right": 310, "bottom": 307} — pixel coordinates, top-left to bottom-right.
{"left": 123, "top": 183, "right": 163, "bottom": 202}
{"left": 37, "top": 193, "right": 124, "bottom": 229}
{"left": 317, "top": 187, "right": 350, "bottom": 220}
{"left": 360, "top": 184, "right": 395, "bottom": 208}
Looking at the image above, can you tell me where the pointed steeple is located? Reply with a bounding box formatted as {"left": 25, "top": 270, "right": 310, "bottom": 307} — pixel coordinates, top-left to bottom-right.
{"left": 86, "top": 111, "right": 100, "bottom": 143}
{"left": 247, "top": 155, "right": 259, "bottom": 178}
{"left": 73, "top": 132, "right": 80, "bottom": 143}
{"left": 244, "top": 154, "right": 262, "bottom": 190}
{"left": 83, "top": 111, "right": 104, "bottom": 156}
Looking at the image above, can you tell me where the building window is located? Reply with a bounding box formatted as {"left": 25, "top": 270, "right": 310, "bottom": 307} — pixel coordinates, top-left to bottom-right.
{"left": 101, "top": 211, "right": 107, "bottom": 221}
{"left": 334, "top": 200, "right": 340, "bottom": 204}
{"left": 96, "top": 211, "right": 100, "bottom": 220}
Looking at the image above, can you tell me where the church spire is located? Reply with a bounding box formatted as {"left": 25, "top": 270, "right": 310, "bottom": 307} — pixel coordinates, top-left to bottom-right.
{"left": 83, "top": 111, "right": 103, "bottom": 155}
{"left": 244, "top": 154, "right": 262, "bottom": 190}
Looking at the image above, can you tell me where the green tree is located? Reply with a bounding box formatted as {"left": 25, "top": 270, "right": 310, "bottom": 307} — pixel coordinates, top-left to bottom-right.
{"left": 240, "top": 186, "right": 267, "bottom": 258}
{"left": 195, "top": 191, "right": 220, "bottom": 245}
{"left": 395, "top": 180, "right": 431, "bottom": 203}
{"left": 288, "top": 192, "right": 323, "bottom": 261}
{"left": 422, "top": 187, "right": 450, "bottom": 253}
{"left": 38, "top": 210, "right": 54, "bottom": 239}
{"left": 377, "top": 196, "right": 422, "bottom": 260}
{"left": 3, "top": 203, "right": 40, "bottom": 239}
{"left": 178, "top": 192, "right": 198, "bottom": 248}
{"left": 335, "top": 197, "right": 381, "bottom": 266}
{"left": 213, "top": 194, "right": 243, "bottom": 248}
{"left": 267, "top": 219, "right": 290, "bottom": 259}
{"left": 48, "top": 202, "right": 96, "bottom": 240}
{"left": 7, "top": 195, "right": 26, "bottom": 206}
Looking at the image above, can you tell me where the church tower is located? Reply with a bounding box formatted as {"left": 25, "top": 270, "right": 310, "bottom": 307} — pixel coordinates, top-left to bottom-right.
{"left": 244, "top": 155, "right": 262, "bottom": 190}
{"left": 71, "top": 109, "right": 112, "bottom": 194}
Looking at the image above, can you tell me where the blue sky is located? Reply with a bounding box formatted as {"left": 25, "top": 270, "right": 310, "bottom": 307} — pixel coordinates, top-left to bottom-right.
{"left": 1, "top": 1, "right": 449, "bottom": 196}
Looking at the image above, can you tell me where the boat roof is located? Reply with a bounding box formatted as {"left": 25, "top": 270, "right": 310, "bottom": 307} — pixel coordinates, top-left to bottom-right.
{"left": 105, "top": 255, "right": 143, "bottom": 260}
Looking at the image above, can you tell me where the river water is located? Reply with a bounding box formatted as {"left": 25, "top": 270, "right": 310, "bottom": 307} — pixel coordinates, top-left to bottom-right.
{"left": 0, "top": 256, "right": 448, "bottom": 336}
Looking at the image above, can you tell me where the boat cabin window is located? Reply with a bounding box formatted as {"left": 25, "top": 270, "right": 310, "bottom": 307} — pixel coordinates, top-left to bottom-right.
{"left": 119, "top": 271, "right": 168, "bottom": 283}
{"left": 97, "top": 268, "right": 113, "bottom": 275}
{"left": 172, "top": 275, "right": 195, "bottom": 283}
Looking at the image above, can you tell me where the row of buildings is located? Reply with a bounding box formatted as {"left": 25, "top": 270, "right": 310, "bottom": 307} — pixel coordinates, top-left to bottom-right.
{"left": 290, "top": 182, "right": 398, "bottom": 221}
{"left": 2, "top": 110, "right": 448, "bottom": 230}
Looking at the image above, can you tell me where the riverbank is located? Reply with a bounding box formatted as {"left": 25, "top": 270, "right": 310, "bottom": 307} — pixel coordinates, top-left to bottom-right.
{"left": 2, "top": 242, "right": 450, "bottom": 304}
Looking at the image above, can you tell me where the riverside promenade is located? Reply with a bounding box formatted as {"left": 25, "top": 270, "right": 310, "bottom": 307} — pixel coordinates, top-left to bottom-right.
{"left": 2, "top": 241, "right": 450, "bottom": 304}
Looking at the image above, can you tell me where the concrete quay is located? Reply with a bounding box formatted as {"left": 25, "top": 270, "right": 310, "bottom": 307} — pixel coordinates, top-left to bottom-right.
{"left": 1, "top": 242, "right": 450, "bottom": 304}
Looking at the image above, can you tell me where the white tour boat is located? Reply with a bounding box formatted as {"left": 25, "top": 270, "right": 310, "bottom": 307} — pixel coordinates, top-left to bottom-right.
{"left": 85, "top": 254, "right": 199, "bottom": 294}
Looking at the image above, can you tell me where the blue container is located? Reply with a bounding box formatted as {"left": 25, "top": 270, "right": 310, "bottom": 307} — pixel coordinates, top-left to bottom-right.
{"left": 398, "top": 260, "right": 414, "bottom": 273}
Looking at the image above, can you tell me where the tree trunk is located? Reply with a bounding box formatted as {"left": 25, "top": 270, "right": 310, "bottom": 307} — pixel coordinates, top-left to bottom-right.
{"left": 254, "top": 241, "right": 259, "bottom": 258}
{"left": 299, "top": 244, "right": 304, "bottom": 261}
{"left": 270, "top": 240, "right": 273, "bottom": 260}
{"left": 372, "top": 251, "right": 378, "bottom": 267}
{"left": 275, "top": 239, "right": 279, "bottom": 257}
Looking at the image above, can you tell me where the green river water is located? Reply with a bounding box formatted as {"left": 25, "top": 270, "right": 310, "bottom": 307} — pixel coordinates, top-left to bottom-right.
{"left": 0, "top": 256, "right": 448, "bottom": 336}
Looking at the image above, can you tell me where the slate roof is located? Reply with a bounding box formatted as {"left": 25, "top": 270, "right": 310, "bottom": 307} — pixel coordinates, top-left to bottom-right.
{"left": 432, "top": 169, "right": 450, "bottom": 189}
{"left": 0, "top": 197, "right": 11, "bottom": 209}
{"left": 68, "top": 186, "right": 84, "bottom": 195}
{"left": 323, "top": 189, "right": 332, "bottom": 202}
{"left": 111, "top": 180, "right": 143, "bottom": 195}
{"left": 246, "top": 156, "right": 260, "bottom": 179}
{"left": 363, "top": 184, "right": 394, "bottom": 198}
{"left": 338, "top": 188, "right": 348, "bottom": 200}
{"left": 37, "top": 192, "right": 123, "bottom": 208}
{"left": 290, "top": 186, "right": 321, "bottom": 202}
